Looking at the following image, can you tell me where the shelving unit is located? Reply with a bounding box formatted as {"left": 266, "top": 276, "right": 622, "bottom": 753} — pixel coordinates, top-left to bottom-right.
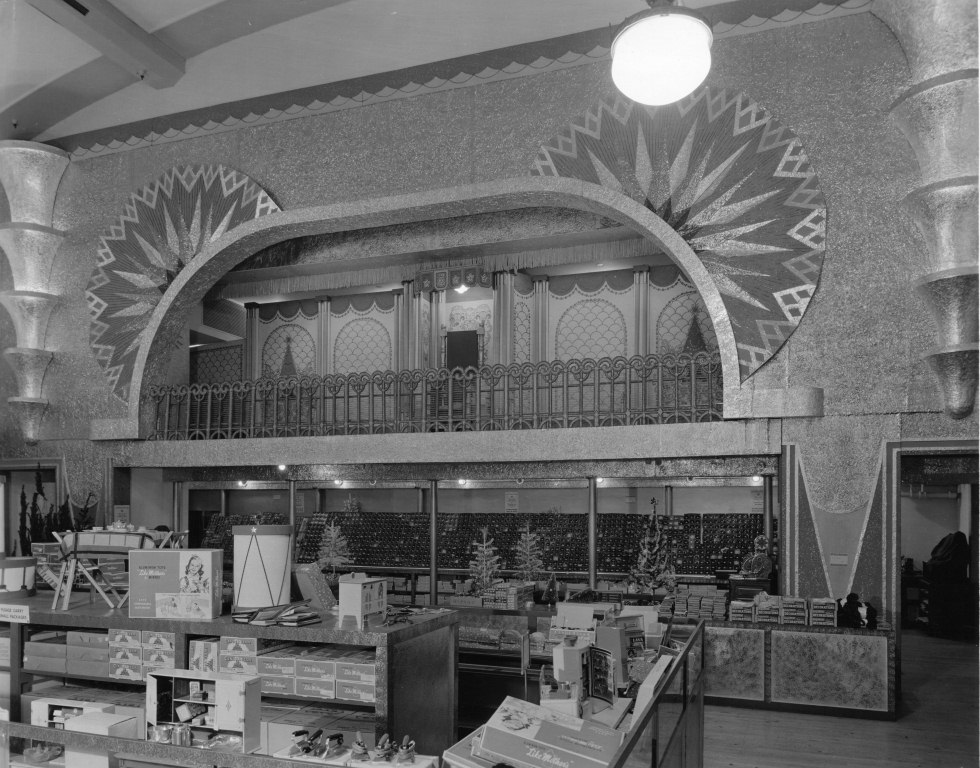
{"left": 0, "top": 595, "right": 458, "bottom": 762}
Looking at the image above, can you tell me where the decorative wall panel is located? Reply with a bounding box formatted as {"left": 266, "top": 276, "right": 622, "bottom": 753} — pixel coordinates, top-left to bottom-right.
{"left": 770, "top": 630, "right": 888, "bottom": 711}
{"left": 513, "top": 299, "right": 532, "bottom": 364}
{"left": 86, "top": 165, "right": 279, "bottom": 401}
{"left": 555, "top": 299, "right": 627, "bottom": 360}
{"left": 190, "top": 342, "right": 243, "bottom": 384}
{"left": 535, "top": 89, "right": 826, "bottom": 381}
{"left": 262, "top": 324, "right": 316, "bottom": 378}
{"left": 704, "top": 626, "right": 765, "bottom": 701}
{"left": 333, "top": 318, "right": 392, "bottom": 374}
{"left": 656, "top": 291, "right": 718, "bottom": 355}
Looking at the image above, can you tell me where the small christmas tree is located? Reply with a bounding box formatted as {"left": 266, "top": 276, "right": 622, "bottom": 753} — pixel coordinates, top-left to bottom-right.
{"left": 318, "top": 521, "right": 352, "bottom": 579}
{"left": 513, "top": 524, "right": 545, "bottom": 584}
{"left": 631, "top": 499, "right": 676, "bottom": 593}
{"left": 468, "top": 527, "right": 502, "bottom": 594}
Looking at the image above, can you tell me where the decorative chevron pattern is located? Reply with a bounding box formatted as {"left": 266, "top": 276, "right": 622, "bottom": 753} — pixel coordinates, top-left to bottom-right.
{"left": 87, "top": 165, "right": 280, "bottom": 401}
{"left": 533, "top": 88, "right": 826, "bottom": 381}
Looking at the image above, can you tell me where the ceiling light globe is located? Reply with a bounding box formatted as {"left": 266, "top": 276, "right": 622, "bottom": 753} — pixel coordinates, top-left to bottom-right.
{"left": 611, "top": 10, "right": 713, "bottom": 106}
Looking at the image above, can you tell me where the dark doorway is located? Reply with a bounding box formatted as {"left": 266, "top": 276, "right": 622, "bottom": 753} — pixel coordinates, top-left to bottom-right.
{"left": 446, "top": 330, "right": 479, "bottom": 370}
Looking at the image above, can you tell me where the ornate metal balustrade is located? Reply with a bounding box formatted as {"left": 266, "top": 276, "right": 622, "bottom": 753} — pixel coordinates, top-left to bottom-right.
{"left": 144, "top": 352, "right": 723, "bottom": 440}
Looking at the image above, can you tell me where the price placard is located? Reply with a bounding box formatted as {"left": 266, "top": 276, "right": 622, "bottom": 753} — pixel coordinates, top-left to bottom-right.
{"left": 0, "top": 603, "right": 29, "bottom": 623}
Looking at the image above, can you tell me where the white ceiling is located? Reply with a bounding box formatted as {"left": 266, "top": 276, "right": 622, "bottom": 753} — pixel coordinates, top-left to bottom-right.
{"left": 0, "top": 0, "right": 858, "bottom": 145}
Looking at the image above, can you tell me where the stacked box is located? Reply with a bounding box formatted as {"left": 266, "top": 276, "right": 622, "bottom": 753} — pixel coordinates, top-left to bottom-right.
{"left": 482, "top": 583, "right": 534, "bottom": 609}
{"left": 31, "top": 542, "right": 63, "bottom": 566}
{"left": 728, "top": 600, "right": 755, "bottom": 622}
{"left": 779, "top": 597, "right": 808, "bottom": 624}
{"left": 217, "top": 635, "right": 294, "bottom": 676}
{"left": 66, "top": 631, "right": 110, "bottom": 678}
{"left": 128, "top": 549, "right": 222, "bottom": 620}
{"left": 335, "top": 649, "right": 376, "bottom": 703}
{"left": 24, "top": 634, "right": 67, "bottom": 675}
{"left": 808, "top": 598, "right": 838, "bottom": 627}
{"left": 189, "top": 637, "right": 220, "bottom": 673}
{"left": 755, "top": 596, "right": 781, "bottom": 623}
{"left": 0, "top": 628, "right": 10, "bottom": 666}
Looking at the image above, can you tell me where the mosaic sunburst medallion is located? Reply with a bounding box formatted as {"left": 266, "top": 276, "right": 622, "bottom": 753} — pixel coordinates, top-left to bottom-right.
{"left": 87, "top": 165, "right": 279, "bottom": 401}
{"left": 534, "top": 88, "right": 826, "bottom": 381}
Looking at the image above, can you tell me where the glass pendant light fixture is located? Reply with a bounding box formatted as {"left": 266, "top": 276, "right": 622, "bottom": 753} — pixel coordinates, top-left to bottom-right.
{"left": 611, "top": 0, "right": 713, "bottom": 106}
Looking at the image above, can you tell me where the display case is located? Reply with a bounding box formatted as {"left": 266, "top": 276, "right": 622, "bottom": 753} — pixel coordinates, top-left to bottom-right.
{"left": 0, "top": 594, "right": 458, "bottom": 767}
{"left": 145, "top": 667, "right": 262, "bottom": 753}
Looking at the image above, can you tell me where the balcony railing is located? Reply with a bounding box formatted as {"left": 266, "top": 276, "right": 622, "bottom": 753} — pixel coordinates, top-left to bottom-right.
{"left": 144, "top": 352, "right": 723, "bottom": 440}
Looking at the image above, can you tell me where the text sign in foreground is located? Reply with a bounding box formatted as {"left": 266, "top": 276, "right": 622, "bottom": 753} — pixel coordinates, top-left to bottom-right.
{"left": 0, "top": 603, "right": 30, "bottom": 623}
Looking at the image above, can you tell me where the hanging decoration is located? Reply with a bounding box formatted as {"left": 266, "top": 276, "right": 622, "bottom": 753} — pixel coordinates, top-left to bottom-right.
{"left": 414, "top": 265, "right": 492, "bottom": 295}
{"left": 534, "top": 88, "right": 826, "bottom": 381}
{"left": 87, "top": 165, "right": 280, "bottom": 401}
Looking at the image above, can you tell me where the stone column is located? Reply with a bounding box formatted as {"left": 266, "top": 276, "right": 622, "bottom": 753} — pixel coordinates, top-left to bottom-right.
{"left": 874, "top": 0, "right": 979, "bottom": 419}
{"left": 244, "top": 303, "right": 261, "bottom": 378}
{"left": 316, "top": 297, "right": 331, "bottom": 376}
{"left": 633, "top": 266, "right": 650, "bottom": 357}
{"left": 392, "top": 287, "right": 405, "bottom": 372}
{"left": 0, "top": 140, "right": 70, "bottom": 442}
{"left": 429, "top": 291, "right": 442, "bottom": 368}
{"left": 493, "top": 271, "right": 514, "bottom": 366}
{"left": 532, "top": 276, "right": 550, "bottom": 363}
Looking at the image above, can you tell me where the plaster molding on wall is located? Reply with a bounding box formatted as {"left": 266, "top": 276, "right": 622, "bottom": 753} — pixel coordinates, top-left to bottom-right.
{"left": 50, "top": 1, "right": 874, "bottom": 160}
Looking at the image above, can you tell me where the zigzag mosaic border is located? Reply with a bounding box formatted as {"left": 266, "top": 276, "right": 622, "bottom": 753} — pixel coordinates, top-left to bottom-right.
{"left": 534, "top": 88, "right": 826, "bottom": 381}
{"left": 86, "top": 165, "right": 280, "bottom": 402}
{"left": 50, "top": 0, "right": 871, "bottom": 159}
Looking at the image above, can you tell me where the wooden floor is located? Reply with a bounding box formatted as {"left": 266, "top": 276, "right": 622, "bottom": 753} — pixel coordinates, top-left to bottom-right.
{"left": 704, "top": 629, "right": 979, "bottom": 768}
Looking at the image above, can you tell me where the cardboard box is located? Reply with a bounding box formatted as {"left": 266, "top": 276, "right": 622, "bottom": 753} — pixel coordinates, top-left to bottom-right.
{"left": 109, "top": 661, "right": 143, "bottom": 681}
{"left": 24, "top": 656, "right": 67, "bottom": 674}
{"left": 109, "top": 646, "right": 143, "bottom": 663}
{"left": 295, "top": 654, "right": 336, "bottom": 682}
{"left": 24, "top": 636, "right": 67, "bottom": 658}
{"left": 294, "top": 677, "right": 335, "bottom": 699}
{"left": 67, "top": 645, "right": 109, "bottom": 662}
{"left": 260, "top": 675, "right": 296, "bottom": 696}
{"left": 335, "top": 679, "right": 375, "bottom": 703}
{"left": 30, "top": 697, "right": 114, "bottom": 727}
{"left": 66, "top": 711, "right": 139, "bottom": 768}
{"left": 335, "top": 658, "right": 376, "bottom": 683}
{"left": 143, "top": 648, "right": 175, "bottom": 666}
{"left": 141, "top": 631, "right": 176, "bottom": 650}
{"left": 129, "top": 550, "right": 222, "bottom": 620}
{"left": 67, "top": 631, "right": 109, "bottom": 647}
{"left": 218, "top": 636, "right": 292, "bottom": 655}
{"left": 257, "top": 647, "right": 302, "bottom": 676}
{"left": 109, "top": 629, "right": 142, "bottom": 647}
{"left": 218, "top": 653, "right": 260, "bottom": 676}
{"left": 66, "top": 660, "right": 110, "bottom": 678}
{"left": 189, "top": 638, "right": 219, "bottom": 672}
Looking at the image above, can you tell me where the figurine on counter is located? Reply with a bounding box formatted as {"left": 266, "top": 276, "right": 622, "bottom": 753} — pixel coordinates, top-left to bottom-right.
{"left": 313, "top": 733, "right": 345, "bottom": 759}
{"left": 351, "top": 731, "right": 371, "bottom": 761}
{"left": 738, "top": 535, "right": 773, "bottom": 579}
{"left": 395, "top": 735, "right": 416, "bottom": 763}
{"left": 371, "top": 733, "right": 394, "bottom": 762}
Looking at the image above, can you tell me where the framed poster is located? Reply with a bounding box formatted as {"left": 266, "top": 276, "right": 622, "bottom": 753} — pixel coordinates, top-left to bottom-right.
{"left": 504, "top": 492, "right": 519, "bottom": 512}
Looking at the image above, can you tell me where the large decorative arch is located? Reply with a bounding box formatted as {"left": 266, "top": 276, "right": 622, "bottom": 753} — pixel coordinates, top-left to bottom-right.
{"left": 87, "top": 165, "right": 280, "bottom": 401}
{"left": 103, "top": 176, "right": 822, "bottom": 438}
{"left": 534, "top": 89, "right": 826, "bottom": 381}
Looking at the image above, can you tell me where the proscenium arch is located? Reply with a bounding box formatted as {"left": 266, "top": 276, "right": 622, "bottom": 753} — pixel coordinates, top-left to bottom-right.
{"left": 127, "top": 175, "right": 739, "bottom": 429}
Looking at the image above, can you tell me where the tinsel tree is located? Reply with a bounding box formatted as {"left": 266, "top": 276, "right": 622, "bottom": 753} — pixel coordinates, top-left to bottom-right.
{"left": 318, "top": 521, "right": 352, "bottom": 578}
{"left": 630, "top": 499, "right": 676, "bottom": 593}
{"left": 469, "top": 527, "right": 502, "bottom": 594}
{"left": 513, "top": 524, "right": 545, "bottom": 584}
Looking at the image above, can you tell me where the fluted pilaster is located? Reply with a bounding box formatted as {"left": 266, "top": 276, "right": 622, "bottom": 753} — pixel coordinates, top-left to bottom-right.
{"left": 0, "top": 141, "right": 70, "bottom": 226}
{"left": 0, "top": 141, "right": 69, "bottom": 442}
{"left": 0, "top": 291, "right": 58, "bottom": 350}
{"left": 0, "top": 223, "right": 67, "bottom": 293}
{"left": 2, "top": 347, "right": 54, "bottom": 399}
{"left": 875, "top": 0, "right": 979, "bottom": 419}
{"left": 6, "top": 397, "right": 48, "bottom": 443}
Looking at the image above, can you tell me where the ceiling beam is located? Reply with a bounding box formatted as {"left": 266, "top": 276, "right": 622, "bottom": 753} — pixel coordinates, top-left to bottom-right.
{"left": 25, "top": 0, "right": 184, "bottom": 88}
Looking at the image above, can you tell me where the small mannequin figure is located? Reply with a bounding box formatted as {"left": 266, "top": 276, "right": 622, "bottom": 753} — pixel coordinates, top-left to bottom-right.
{"left": 396, "top": 735, "right": 416, "bottom": 764}
{"left": 739, "top": 535, "right": 773, "bottom": 579}
{"left": 351, "top": 731, "right": 370, "bottom": 761}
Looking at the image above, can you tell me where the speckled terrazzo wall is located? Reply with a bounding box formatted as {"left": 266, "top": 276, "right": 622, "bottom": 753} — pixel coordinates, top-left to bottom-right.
{"left": 0, "top": 14, "right": 976, "bottom": 610}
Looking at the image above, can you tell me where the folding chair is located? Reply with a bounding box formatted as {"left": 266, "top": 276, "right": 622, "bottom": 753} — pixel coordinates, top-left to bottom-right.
{"left": 51, "top": 530, "right": 157, "bottom": 611}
